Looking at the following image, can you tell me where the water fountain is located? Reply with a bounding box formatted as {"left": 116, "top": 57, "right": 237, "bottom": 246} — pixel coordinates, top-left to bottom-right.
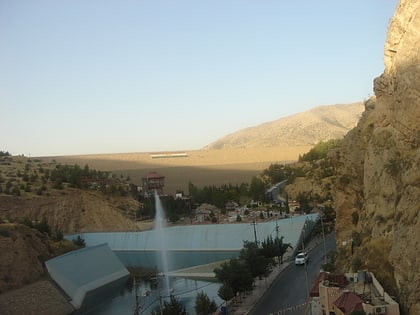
{"left": 154, "top": 191, "right": 171, "bottom": 297}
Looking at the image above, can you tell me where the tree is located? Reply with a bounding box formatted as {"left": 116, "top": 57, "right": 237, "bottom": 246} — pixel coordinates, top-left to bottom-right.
{"left": 240, "top": 241, "right": 271, "bottom": 279}
{"left": 218, "top": 283, "right": 235, "bottom": 315}
{"left": 217, "top": 283, "right": 235, "bottom": 303}
{"left": 195, "top": 291, "right": 217, "bottom": 315}
{"left": 151, "top": 295, "right": 188, "bottom": 315}
{"left": 275, "top": 236, "right": 293, "bottom": 264}
{"left": 249, "top": 176, "right": 266, "bottom": 202}
{"left": 214, "top": 258, "right": 253, "bottom": 295}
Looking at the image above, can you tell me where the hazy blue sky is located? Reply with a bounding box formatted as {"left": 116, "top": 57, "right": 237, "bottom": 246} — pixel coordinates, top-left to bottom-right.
{"left": 1, "top": 0, "right": 398, "bottom": 157}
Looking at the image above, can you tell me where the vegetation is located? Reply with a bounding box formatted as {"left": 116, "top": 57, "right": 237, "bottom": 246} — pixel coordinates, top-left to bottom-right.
{"left": 0, "top": 154, "right": 134, "bottom": 201}
{"left": 151, "top": 295, "right": 188, "bottom": 315}
{"left": 138, "top": 194, "right": 193, "bottom": 222}
{"left": 322, "top": 250, "right": 337, "bottom": 272}
{"left": 299, "top": 139, "right": 341, "bottom": 162}
{"left": 188, "top": 182, "right": 251, "bottom": 209}
{"left": 215, "top": 236, "right": 292, "bottom": 297}
{"left": 194, "top": 291, "right": 217, "bottom": 315}
{"left": 72, "top": 235, "right": 86, "bottom": 247}
{"left": 260, "top": 235, "right": 292, "bottom": 264}
{"left": 217, "top": 283, "right": 235, "bottom": 306}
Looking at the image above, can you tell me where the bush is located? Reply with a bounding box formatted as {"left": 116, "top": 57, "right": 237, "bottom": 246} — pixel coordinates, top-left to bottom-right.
{"left": 72, "top": 235, "right": 86, "bottom": 247}
{"left": 0, "top": 228, "right": 10, "bottom": 237}
{"left": 195, "top": 291, "right": 217, "bottom": 315}
{"left": 299, "top": 139, "right": 341, "bottom": 162}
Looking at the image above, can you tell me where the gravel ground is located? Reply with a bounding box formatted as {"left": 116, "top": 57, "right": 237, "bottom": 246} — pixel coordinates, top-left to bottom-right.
{"left": 0, "top": 280, "right": 74, "bottom": 315}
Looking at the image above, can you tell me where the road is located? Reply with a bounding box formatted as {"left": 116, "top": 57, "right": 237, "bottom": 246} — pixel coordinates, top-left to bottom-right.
{"left": 249, "top": 233, "right": 336, "bottom": 315}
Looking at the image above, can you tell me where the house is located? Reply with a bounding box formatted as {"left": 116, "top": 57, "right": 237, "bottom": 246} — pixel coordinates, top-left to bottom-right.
{"left": 310, "top": 271, "right": 400, "bottom": 315}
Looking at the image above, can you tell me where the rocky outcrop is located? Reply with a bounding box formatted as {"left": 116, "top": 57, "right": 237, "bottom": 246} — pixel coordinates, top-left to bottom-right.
{"left": 333, "top": 1, "right": 420, "bottom": 314}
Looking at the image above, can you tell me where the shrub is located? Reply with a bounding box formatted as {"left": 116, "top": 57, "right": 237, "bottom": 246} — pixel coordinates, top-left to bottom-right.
{"left": 0, "top": 228, "right": 10, "bottom": 237}
{"left": 351, "top": 257, "right": 362, "bottom": 272}
{"left": 72, "top": 235, "right": 86, "bottom": 247}
{"left": 339, "top": 175, "right": 351, "bottom": 185}
{"left": 351, "top": 211, "right": 359, "bottom": 225}
{"left": 195, "top": 291, "right": 217, "bottom": 315}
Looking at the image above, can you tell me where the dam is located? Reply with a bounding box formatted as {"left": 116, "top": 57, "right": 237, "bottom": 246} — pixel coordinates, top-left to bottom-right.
{"left": 66, "top": 213, "right": 319, "bottom": 271}
{"left": 55, "top": 213, "right": 319, "bottom": 313}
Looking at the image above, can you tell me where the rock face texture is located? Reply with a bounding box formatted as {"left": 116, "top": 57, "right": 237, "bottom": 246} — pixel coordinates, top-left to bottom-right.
{"left": 333, "top": 1, "right": 419, "bottom": 314}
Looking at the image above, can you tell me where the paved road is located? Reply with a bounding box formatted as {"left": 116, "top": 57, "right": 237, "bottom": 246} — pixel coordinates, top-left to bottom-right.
{"left": 249, "top": 233, "right": 336, "bottom": 315}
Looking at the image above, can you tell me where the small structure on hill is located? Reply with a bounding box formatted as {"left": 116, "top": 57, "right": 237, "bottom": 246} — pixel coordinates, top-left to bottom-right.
{"left": 142, "top": 171, "right": 165, "bottom": 196}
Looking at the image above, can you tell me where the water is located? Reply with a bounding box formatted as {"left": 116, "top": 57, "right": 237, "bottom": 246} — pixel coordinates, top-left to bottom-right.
{"left": 84, "top": 276, "right": 223, "bottom": 314}
{"left": 154, "top": 191, "right": 171, "bottom": 296}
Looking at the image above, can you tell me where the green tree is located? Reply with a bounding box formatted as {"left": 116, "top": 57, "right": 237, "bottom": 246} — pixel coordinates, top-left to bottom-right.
{"left": 240, "top": 241, "right": 272, "bottom": 279}
{"left": 249, "top": 176, "right": 266, "bottom": 202}
{"left": 217, "top": 283, "right": 235, "bottom": 303}
{"left": 214, "top": 258, "right": 253, "bottom": 295}
{"left": 151, "top": 295, "right": 188, "bottom": 315}
{"left": 195, "top": 291, "right": 217, "bottom": 315}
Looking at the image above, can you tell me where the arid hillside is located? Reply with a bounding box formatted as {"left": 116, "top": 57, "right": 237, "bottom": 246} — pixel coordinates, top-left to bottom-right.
{"left": 205, "top": 102, "right": 364, "bottom": 149}
{"left": 0, "top": 155, "right": 139, "bottom": 235}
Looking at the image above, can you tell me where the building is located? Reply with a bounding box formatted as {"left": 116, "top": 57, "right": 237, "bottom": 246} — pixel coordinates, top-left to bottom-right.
{"left": 310, "top": 271, "right": 400, "bottom": 315}
{"left": 142, "top": 171, "right": 165, "bottom": 196}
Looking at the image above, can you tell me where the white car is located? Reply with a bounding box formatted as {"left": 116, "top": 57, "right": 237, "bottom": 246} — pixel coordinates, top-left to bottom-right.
{"left": 295, "top": 252, "right": 309, "bottom": 265}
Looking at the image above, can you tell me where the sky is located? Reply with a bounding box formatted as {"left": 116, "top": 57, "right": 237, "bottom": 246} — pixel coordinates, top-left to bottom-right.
{"left": 0, "top": 0, "right": 398, "bottom": 157}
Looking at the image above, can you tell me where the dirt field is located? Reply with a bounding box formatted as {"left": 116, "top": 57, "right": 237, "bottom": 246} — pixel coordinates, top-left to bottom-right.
{"left": 48, "top": 146, "right": 312, "bottom": 195}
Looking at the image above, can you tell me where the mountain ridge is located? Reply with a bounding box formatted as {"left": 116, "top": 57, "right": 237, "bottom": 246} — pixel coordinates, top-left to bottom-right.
{"left": 204, "top": 102, "right": 364, "bottom": 150}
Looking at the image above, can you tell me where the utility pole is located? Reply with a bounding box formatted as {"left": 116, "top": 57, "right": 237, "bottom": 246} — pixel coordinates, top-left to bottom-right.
{"left": 301, "top": 227, "right": 312, "bottom": 315}
{"left": 251, "top": 219, "right": 258, "bottom": 244}
{"left": 154, "top": 266, "right": 163, "bottom": 315}
{"left": 320, "top": 213, "right": 327, "bottom": 264}
{"left": 133, "top": 276, "right": 140, "bottom": 315}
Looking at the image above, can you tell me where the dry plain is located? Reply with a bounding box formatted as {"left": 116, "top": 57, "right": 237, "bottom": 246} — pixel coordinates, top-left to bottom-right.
{"left": 48, "top": 146, "right": 312, "bottom": 195}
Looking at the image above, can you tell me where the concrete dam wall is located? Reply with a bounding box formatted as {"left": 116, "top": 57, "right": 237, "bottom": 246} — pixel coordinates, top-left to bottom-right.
{"left": 66, "top": 213, "right": 319, "bottom": 271}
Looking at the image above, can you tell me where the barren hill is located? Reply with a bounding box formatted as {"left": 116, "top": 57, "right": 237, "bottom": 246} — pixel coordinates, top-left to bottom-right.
{"left": 205, "top": 102, "right": 364, "bottom": 149}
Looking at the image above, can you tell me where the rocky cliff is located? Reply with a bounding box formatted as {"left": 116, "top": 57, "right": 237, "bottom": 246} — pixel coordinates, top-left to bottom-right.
{"left": 333, "top": 1, "right": 419, "bottom": 314}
